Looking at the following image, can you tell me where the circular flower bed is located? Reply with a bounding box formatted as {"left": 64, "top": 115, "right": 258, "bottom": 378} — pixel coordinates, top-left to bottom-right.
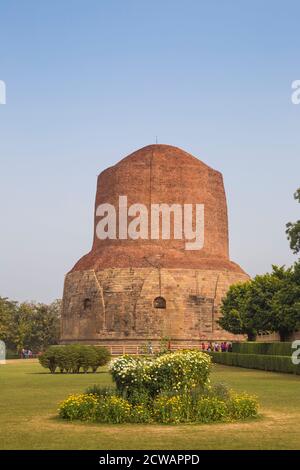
{"left": 58, "top": 350, "right": 259, "bottom": 424}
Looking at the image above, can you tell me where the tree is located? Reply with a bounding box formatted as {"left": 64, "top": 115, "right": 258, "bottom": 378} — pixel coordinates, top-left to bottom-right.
{"left": 0, "top": 298, "right": 61, "bottom": 353}
{"left": 0, "top": 297, "right": 18, "bottom": 347}
{"left": 218, "top": 267, "right": 288, "bottom": 341}
{"left": 286, "top": 188, "right": 300, "bottom": 254}
{"left": 218, "top": 282, "right": 260, "bottom": 341}
{"left": 244, "top": 266, "right": 290, "bottom": 336}
{"left": 219, "top": 265, "right": 300, "bottom": 342}
{"left": 271, "top": 262, "right": 300, "bottom": 341}
{"left": 17, "top": 300, "right": 61, "bottom": 352}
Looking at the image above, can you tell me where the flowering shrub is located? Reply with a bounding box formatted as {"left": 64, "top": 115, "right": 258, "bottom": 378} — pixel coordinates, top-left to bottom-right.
{"left": 153, "top": 395, "right": 186, "bottom": 424}
{"left": 109, "top": 350, "right": 211, "bottom": 399}
{"left": 59, "top": 394, "right": 132, "bottom": 423}
{"left": 59, "top": 394, "right": 98, "bottom": 421}
{"left": 152, "top": 390, "right": 258, "bottom": 424}
{"left": 227, "top": 393, "right": 259, "bottom": 420}
{"left": 109, "top": 355, "right": 152, "bottom": 396}
{"left": 95, "top": 396, "right": 132, "bottom": 423}
{"left": 149, "top": 350, "right": 211, "bottom": 393}
{"left": 194, "top": 397, "right": 229, "bottom": 423}
{"left": 58, "top": 390, "right": 258, "bottom": 424}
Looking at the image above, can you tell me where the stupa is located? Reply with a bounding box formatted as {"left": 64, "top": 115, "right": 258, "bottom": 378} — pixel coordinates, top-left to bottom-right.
{"left": 61, "top": 144, "right": 248, "bottom": 347}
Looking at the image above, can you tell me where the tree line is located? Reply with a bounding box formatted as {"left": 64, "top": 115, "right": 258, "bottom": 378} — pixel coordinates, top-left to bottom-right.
{"left": 0, "top": 298, "right": 61, "bottom": 354}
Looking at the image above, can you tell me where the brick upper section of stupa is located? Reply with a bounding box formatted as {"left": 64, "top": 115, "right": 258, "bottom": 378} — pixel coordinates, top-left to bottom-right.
{"left": 71, "top": 144, "right": 245, "bottom": 274}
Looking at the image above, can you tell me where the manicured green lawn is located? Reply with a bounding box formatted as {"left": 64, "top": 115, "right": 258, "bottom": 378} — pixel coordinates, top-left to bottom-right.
{"left": 0, "top": 359, "right": 300, "bottom": 449}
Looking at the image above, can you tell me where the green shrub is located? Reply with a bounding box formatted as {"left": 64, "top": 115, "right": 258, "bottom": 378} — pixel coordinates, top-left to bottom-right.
{"left": 94, "top": 346, "right": 111, "bottom": 369}
{"left": 209, "top": 351, "right": 300, "bottom": 374}
{"left": 79, "top": 346, "right": 98, "bottom": 373}
{"left": 57, "top": 345, "right": 79, "bottom": 373}
{"left": 232, "top": 342, "right": 293, "bottom": 356}
{"left": 39, "top": 345, "right": 111, "bottom": 373}
{"left": 38, "top": 345, "right": 60, "bottom": 373}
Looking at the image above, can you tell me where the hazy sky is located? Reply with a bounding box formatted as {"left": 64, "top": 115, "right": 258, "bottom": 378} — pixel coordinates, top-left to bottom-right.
{"left": 0, "top": 0, "right": 300, "bottom": 303}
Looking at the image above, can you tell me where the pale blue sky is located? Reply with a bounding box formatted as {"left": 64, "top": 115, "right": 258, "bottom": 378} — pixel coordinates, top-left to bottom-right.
{"left": 0, "top": 0, "right": 300, "bottom": 303}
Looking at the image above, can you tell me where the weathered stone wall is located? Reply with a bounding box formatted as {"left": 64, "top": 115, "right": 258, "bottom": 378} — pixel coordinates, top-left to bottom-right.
{"left": 61, "top": 268, "right": 248, "bottom": 344}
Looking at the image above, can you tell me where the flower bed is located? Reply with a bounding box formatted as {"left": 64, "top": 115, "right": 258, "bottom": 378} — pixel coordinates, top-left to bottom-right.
{"left": 59, "top": 390, "right": 258, "bottom": 424}
{"left": 58, "top": 350, "right": 259, "bottom": 424}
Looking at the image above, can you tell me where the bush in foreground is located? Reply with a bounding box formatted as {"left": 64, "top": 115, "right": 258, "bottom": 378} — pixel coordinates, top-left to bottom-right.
{"left": 59, "top": 350, "right": 258, "bottom": 424}
{"left": 59, "top": 388, "right": 258, "bottom": 424}
{"left": 109, "top": 349, "right": 212, "bottom": 401}
{"left": 39, "top": 345, "right": 110, "bottom": 373}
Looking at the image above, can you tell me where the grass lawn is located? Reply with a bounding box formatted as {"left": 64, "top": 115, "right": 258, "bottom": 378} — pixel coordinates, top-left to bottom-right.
{"left": 0, "top": 359, "right": 300, "bottom": 450}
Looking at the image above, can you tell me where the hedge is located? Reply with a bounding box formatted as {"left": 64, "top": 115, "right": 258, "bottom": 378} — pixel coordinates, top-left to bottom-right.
{"left": 232, "top": 342, "right": 293, "bottom": 356}
{"left": 39, "top": 344, "right": 111, "bottom": 373}
{"left": 209, "top": 352, "right": 300, "bottom": 375}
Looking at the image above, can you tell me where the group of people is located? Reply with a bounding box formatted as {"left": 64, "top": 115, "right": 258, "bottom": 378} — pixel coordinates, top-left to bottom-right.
{"left": 201, "top": 341, "right": 232, "bottom": 352}
{"left": 145, "top": 341, "right": 233, "bottom": 354}
{"left": 21, "top": 348, "right": 33, "bottom": 359}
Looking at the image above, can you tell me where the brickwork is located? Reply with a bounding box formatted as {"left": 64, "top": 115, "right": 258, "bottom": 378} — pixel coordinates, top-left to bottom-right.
{"left": 61, "top": 145, "right": 249, "bottom": 345}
